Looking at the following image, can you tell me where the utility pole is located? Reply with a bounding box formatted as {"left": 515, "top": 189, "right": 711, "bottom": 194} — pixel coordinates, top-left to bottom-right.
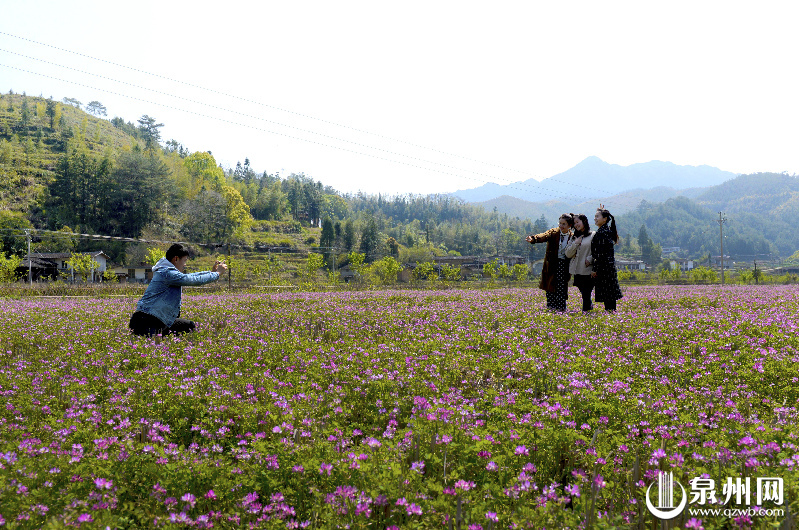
{"left": 717, "top": 212, "right": 727, "bottom": 285}
{"left": 25, "top": 229, "right": 32, "bottom": 285}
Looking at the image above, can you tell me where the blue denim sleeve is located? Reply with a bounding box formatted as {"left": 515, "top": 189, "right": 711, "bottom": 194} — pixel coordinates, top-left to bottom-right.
{"left": 161, "top": 269, "right": 220, "bottom": 286}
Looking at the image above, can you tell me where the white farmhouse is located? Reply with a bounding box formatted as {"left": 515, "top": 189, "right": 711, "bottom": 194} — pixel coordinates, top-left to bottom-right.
{"left": 31, "top": 252, "right": 110, "bottom": 282}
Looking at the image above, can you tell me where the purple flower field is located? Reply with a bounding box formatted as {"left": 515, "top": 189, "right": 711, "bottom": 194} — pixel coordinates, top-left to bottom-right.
{"left": 1, "top": 286, "right": 798, "bottom": 529}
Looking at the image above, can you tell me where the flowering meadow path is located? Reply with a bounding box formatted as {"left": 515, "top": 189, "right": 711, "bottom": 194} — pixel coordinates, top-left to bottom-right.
{"left": 1, "top": 286, "right": 798, "bottom": 529}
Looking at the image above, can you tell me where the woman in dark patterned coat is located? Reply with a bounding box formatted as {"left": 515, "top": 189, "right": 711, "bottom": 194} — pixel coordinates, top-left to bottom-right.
{"left": 590, "top": 208, "right": 623, "bottom": 312}
{"left": 526, "top": 214, "right": 574, "bottom": 311}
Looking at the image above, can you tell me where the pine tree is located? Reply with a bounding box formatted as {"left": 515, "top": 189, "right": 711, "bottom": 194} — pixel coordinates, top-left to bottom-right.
{"left": 360, "top": 217, "right": 379, "bottom": 261}
{"left": 137, "top": 115, "right": 164, "bottom": 149}
{"left": 320, "top": 217, "right": 335, "bottom": 248}
{"left": 45, "top": 98, "right": 57, "bottom": 129}
{"left": 343, "top": 219, "right": 355, "bottom": 251}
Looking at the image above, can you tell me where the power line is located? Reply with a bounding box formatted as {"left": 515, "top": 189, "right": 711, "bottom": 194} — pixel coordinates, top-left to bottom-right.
{"left": 2, "top": 226, "right": 522, "bottom": 259}
{"left": 0, "top": 32, "right": 634, "bottom": 201}
{"left": 0, "top": 31, "right": 566, "bottom": 183}
{"left": 0, "top": 48, "right": 606, "bottom": 201}
{"left": 0, "top": 227, "right": 350, "bottom": 254}
{"left": 5, "top": 62, "right": 634, "bottom": 206}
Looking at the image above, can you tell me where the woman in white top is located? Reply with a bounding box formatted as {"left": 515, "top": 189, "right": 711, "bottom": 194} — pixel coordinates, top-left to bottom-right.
{"left": 564, "top": 213, "right": 594, "bottom": 312}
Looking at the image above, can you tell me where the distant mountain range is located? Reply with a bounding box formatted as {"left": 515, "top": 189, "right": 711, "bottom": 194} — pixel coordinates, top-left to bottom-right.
{"left": 453, "top": 158, "right": 799, "bottom": 258}
{"left": 453, "top": 156, "right": 738, "bottom": 202}
{"left": 453, "top": 156, "right": 739, "bottom": 222}
{"left": 476, "top": 186, "right": 711, "bottom": 227}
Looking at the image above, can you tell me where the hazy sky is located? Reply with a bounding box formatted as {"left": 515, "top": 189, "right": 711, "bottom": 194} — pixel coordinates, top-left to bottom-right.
{"left": 2, "top": 1, "right": 798, "bottom": 195}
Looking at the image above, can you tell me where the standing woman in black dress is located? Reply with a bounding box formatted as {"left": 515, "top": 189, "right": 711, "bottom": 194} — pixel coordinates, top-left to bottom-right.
{"left": 590, "top": 207, "right": 623, "bottom": 312}
{"left": 526, "top": 214, "right": 574, "bottom": 312}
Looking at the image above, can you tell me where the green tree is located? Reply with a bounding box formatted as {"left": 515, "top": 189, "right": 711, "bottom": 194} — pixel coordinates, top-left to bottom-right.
{"left": 250, "top": 184, "right": 287, "bottom": 221}
{"left": 85, "top": 101, "right": 107, "bottom": 117}
{"left": 638, "top": 225, "right": 662, "bottom": 266}
{"left": 49, "top": 149, "right": 113, "bottom": 233}
{"left": 144, "top": 247, "right": 163, "bottom": 266}
{"left": 184, "top": 151, "right": 226, "bottom": 196}
{"left": 498, "top": 262, "right": 512, "bottom": 280}
{"left": 365, "top": 256, "right": 402, "bottom": 286}
{"left": 483, "top": 258, "right": 499, "bottom": 281}
{"left": 45, "top": 98, "right": 57, "bottom": 128}
{"left": 347, "top": 252, "right": 368, "bottom": 282}
{"left": 359, "top": 217, "right": 379, "bottom": 261}
{"left": 320, "top": 217, "right": 336, "bottom": 268}
{"left": 412, "top": 261, "right": 436, "bottom": 281}
{"left": 0, "top": 254, "right": 22, "bottom": 283}
{"left": 0, "top": 165, "right": 21, "bottom": 209}
{"left": 137, "top": 115, "right": 164, "bottom": 149}
{"left": 180, "top": 190, "right": 227, "bottom": 244}
{"left": 0, "top": 211, "right": 31, "bottom": 256}
{"left": 689, "top": 266, "right": 718, "bottom": 283}
{"left": 320, "top": 194, "right": 349, "bottom": 221}
{"left": 256, "top": 256, "right": 284, "bottom": 285}
{"left": 752, "top": 265, "right": 763, "bottom": 284}
{"left": 738, "top": 269, "right": 754, "bottom": 284}
{"left": 19, "top": 98, "right": 31, "bottom": 135}
{"left": 512, "top": 263, "right": 529, "bottom": 282}
{"left": 286, "top": 180, "right": 303, "bottom": 221}
{"left": 334, "top": 221, "right": 342, "bottom": 245}
{"left": 32, "top": 226, "right": 76, "bottom": 254}
{"left": 305, "top": 181, "right": 322, "bottom": 227}
{"left": 528, "top": 215, "right": 548, "bottom": 260}
{"left": 66, "top": 252, "right": 97, "bottom": 282}
{"left": 62, "top": 97, "right": 81, "bottom": 108}
{"left": 644, "top": 242, "right": 661, "bottom": 266}
{"left": 0, "top": 139, "right": 12, "bottom": 164}
{"left": 500, "top": 228, "right": 520, "bottom": 254}
{"left": 320, "top": 218, "right": 335, "bottom": 249}
{"left": 105, "top": 150, "right": 170, "bottom": 238}
{"left": 386, "top": 237, "right": 399, "bottom": 258}
{"left": 441, "top": 263, "right": 461, "bottom": 281}
{"left": 221, "top": 185, "right": 252, "bottom": 241}
{"left": 343, "top": 219, "right": 356, "bottom": 251}
{"left": 226, "top": 256, "right": 249, "bottom": 283}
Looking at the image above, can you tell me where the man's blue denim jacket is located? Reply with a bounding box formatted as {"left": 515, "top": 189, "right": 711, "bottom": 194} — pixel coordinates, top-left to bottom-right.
{"left": 136, "top": 257, "right": 219, "bottom": 327}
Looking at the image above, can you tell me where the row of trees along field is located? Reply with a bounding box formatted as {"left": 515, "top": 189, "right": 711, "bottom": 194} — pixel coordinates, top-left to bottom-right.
{"left": 0, "top": 90, "right": 788, "bottom": 271}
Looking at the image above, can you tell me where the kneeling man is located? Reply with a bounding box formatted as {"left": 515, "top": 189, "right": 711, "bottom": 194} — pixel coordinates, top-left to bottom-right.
{"left": 129, "top": 243, "right": 227, "bottom": 336}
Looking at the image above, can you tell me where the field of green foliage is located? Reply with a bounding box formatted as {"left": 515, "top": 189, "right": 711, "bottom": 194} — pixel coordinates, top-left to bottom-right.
{"left": 1, "top": 285, "right": 798, "bottom": 529}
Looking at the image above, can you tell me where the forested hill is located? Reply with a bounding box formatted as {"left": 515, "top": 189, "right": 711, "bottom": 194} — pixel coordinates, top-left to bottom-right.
{"left": 0, "top": 90, "right": 795, "bottom": 266}
{"left": 619, "top": 173, "right": 799, "bottom": 258}
{"left": 695, "top": 172, "right": 799, "bottom": 216}
{"left": 0, "top": 91, "right": 548, "bottom": 265}
{"left": 0, "top": 92, "right": 135, "bottom": 213}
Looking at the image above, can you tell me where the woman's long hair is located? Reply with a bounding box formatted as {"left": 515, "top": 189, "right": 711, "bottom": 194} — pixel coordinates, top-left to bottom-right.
{"left": 572, "top": 213, "right": 592, "bottom": 238}
{"left": 597, "top": 208, "right": 618, "bottom": 243}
